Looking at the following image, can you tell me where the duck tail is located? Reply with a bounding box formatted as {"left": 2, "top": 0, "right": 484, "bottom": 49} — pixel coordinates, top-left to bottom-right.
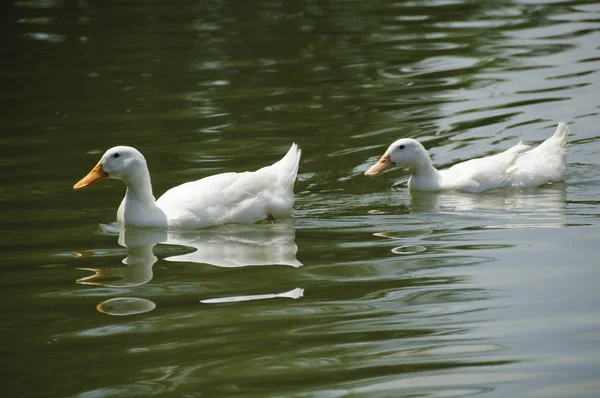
{"left": 274, "top": 142, "right": 302, "bottom": 180}
{"left": 551, "top": 121, "right": 570, "bottom": 148}
{"left": 530, "top": 121, "right": 569, "bottom": 156}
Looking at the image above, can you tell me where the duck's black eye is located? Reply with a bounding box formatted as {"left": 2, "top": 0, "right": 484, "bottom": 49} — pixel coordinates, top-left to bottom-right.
{"left": 113, "top": 153, "right": 120, "bottom": 158}
{"left": 398, "top": 145, "right": 405, "bottom": 150}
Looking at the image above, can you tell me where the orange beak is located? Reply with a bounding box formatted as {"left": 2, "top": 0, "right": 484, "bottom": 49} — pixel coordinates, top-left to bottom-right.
{"left": 73, "top": 162, "right": 108, "bottom": 190}
{"left": 364, "top": 153, "right": 395, "bottom": 176}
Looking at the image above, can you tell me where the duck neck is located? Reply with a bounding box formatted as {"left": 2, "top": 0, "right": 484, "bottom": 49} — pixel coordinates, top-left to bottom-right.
{"left": 118, "top": 169, "right": 167, "bottom": 227}
{"left": 124, "top": 171, "right": 156, "bottom": 206}
{"left": 408, "top": 153, "right": 441, "bottom": 190}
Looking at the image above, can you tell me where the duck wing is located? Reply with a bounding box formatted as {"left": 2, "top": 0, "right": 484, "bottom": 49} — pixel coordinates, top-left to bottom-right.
{"left": 156, "top": 144, "right": 301, "bottom": 229}
{"left": 506, "top": 122, "right": 569, "bottom": 187}
{"left": 441, "top": 142, "right": 530, "bottom": 192}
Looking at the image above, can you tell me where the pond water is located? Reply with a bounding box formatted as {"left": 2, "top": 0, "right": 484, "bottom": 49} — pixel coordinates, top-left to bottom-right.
{"left": 1, "top": 0, "right": 600, "bottom": 397}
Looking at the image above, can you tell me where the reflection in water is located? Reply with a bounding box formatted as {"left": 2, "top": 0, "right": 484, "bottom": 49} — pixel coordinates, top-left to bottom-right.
{"left": 76, "top": 227, "right": 166, "bottom": 287}
{"left": 96, "top": 297, "right": 157, "bottom": 316}
{"left": 164, "top": 222, "right": 303, "bottom": 268}
{"left": 409, "top": 185, "right": 568, "bottom": 227}
{"left": 200, "top": 287, "right": 304, "bottom": 304}
{"left": 371, "top": 185, "right": 569, "bottom": 257}
{"left": 77, "top": 221, "right": 302, "bottom": 287}
{"left": 76, "top": 222, "right": 303, "bottom": 315}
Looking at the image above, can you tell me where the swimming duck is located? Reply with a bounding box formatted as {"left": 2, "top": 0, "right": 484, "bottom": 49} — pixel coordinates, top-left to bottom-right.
{"left": 364, "top": 122, "right": 569, "bottom": 193}
{"left": 74, "top": 144, "right": 301, "bottom": 229}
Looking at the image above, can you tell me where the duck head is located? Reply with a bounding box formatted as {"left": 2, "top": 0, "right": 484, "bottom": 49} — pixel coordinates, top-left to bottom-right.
{"left": 73, "top": 146, "right": 149, "bottom": 189}
{"left": 364, "top": 138, "right": 428, "bottom": 176}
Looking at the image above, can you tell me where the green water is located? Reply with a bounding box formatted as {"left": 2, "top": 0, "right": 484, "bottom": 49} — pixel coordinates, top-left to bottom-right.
{"left": 2, "top": 0, "right": 600, "bottom": 397}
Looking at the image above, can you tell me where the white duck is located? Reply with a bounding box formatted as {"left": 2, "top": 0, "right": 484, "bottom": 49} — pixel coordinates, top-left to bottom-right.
{"left": 74, "top": 144, "right": 301, "bottom": 229}
{"left": 364, "top": 122, "right": 569, "bottom": 193}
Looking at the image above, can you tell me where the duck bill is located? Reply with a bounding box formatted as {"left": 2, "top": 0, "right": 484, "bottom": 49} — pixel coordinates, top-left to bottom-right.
{"left": 364, "top": 154, "right": 395, "bottom": 176}
{"left": 73, "top": 162, "right": 108, "bottom": 190}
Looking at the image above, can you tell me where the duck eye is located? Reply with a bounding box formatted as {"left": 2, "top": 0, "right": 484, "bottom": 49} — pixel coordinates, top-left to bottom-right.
{"left": 113, "top": 153, "right": 120, "bottom": 158}
{"left": 398, "top": 145, "right": 405, "bottom": 150}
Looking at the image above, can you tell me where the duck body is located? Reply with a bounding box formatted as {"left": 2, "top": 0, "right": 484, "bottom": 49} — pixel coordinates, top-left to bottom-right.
{"left": 364, "top": 122, "right": 569, "bottom": 193}
{"left": 75, "top": 144, "right": 301, "bottom": 229}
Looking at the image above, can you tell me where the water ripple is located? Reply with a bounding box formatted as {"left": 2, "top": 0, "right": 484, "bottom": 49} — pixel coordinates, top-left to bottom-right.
{"left": 391, "top": 245, "right": 427, "bottom": 254}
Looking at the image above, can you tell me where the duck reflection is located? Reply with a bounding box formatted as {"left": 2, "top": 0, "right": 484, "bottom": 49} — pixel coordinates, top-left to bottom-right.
{"left": 372, "top": 185, "right": 568, "bottom": 257}
{"left": 77, "top": 221, "right": 302, "bottom": 288}
{"left": 200, "top": 287, "right": 304, "bottom": 304}
{"left": 409, "top": 184, "right": 568, "bottom": 227}
{"left": 163, "top": 222, "right": 302, "bottom": 268}
{"left": 76, "top": 227, "right": 166, "bottom": 287}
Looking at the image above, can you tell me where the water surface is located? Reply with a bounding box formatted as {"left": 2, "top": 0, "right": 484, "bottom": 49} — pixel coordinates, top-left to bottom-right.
{"left": 1, "top": 0, "right": 600, "bottom": 397}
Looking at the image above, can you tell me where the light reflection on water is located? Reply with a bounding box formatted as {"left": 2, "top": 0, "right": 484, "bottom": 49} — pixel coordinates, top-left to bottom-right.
{"left": 1, "top": 0, "right": 600, "bottom": 397}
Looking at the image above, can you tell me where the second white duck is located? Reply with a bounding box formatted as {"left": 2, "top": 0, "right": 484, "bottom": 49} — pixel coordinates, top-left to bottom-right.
{"left": 364, "top": 122, "right": 569, "bottom": 193}
{"left": 74, "top": 144, "right": 301, "bottom": 229}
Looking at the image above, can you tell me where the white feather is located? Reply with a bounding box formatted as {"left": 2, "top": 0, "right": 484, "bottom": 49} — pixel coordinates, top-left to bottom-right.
{"left": 365, "top": 122, "right": 569, "bottom": 193}
{"left": 75, "top": 144, "right": 301, "bottom": 229}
